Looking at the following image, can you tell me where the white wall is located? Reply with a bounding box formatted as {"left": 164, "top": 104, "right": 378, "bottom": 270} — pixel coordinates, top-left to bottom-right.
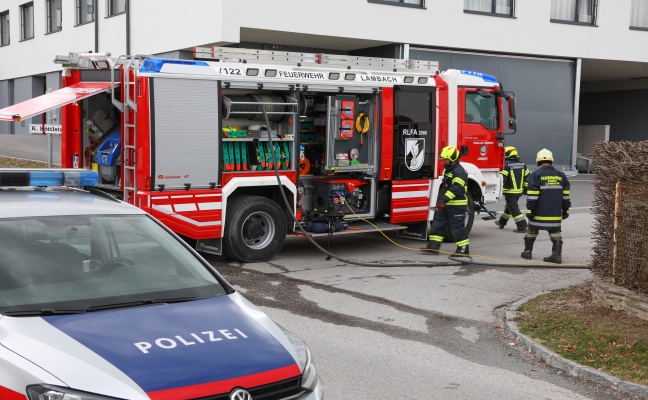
{"left": 577, "top": 125, "right": 610, "bottom": 157}
{"left": 0, "top": 1, "right": 127, "bottom": 80}
{"left": 0, "top": 0, "right": 646, "bottom": 80}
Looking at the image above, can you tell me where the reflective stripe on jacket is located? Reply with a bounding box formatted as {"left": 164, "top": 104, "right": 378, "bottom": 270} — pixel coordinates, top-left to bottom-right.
{"left": 438, "top": 162, "right": 468, "bottom": 207}
{"left": 526, "top": 165, "right": 571, "bottom": 230}
{"left": 500, "top": 157, "right": 530, "bottom": 195}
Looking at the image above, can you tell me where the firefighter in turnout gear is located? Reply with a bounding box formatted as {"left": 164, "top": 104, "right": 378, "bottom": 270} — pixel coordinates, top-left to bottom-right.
{"left": 521, "top": 149, "right": 571, "bottom": 264}
{"left": 425, "top": 146, "right": 470, "bottom": 256}
{"left": 495, "top": 146, "right": 530, "bottom": 232}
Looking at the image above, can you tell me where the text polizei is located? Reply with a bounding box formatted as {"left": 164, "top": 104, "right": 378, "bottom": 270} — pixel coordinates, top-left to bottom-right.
{"left": 134, "top": 328, "right": 248, "bottom": 354}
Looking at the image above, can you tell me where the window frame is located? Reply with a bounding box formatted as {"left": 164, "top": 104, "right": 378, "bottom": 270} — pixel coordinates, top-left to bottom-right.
{"left": 0, "top": 10, "right": 9, "bottom": 47}
{"left": 76, "top": 0, "right": 95, "bottom": 26}
{"left": 630, "top": 0, "right": 648, "bottom": 31}
{"left": 46, "top": 0, "right": 62, "bottom": 34}
{"left": 20, "top": 2, "right": 34, "bottom": 41}
{"left": 550, "top": 0, "right": 598, "bottom": 26}
{"left": 463, "top": 0, "right": 515, "bottom": 18}
{"left": 367, "top": 0, "right": 426, "bottom": 9}
{"left": 106, "top": 0, "right": 126, "bottom": 17}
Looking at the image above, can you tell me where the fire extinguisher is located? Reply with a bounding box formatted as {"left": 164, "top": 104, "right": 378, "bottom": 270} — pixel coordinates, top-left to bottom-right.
{"left": 73, "top": 152, "right": 79, "bottom": 168}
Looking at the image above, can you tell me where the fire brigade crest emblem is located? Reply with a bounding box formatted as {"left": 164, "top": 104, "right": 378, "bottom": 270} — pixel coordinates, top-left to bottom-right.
{"left": 405, "top": 138, "right": 424, "bottom": 172}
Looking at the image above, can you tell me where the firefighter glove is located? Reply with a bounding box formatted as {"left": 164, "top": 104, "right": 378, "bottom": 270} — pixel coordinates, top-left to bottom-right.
{"left": 435, "top": 203, "right": 445, "bottom": 211}
{"left": 562, "top": 209, "right": 569, "bottom": 219}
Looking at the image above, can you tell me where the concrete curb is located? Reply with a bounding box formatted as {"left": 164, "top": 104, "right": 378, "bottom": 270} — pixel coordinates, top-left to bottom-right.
{"left": 507, "top": 292, "right": 648, "bottom": 399}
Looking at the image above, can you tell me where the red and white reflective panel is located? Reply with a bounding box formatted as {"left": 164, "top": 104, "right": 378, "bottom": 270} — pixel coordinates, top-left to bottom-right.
{"left": 0, "top": 82, "right": 116, "bottom": 122}
{"left": 150, "top": 193, "right": 222, "bottom": 227}
{"left": 390, "top": 180, "right": 431, "bottom": 224}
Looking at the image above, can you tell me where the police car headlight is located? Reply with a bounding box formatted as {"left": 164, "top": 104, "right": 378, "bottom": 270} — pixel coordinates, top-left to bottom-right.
{"left": 278, "top": 324, "right": 319, "bottom": 392}
{"left": 300, "top": 346, "right": 318, "bottom": 391}
{"left": 27, "top": 384, "right": 122, "bottom": 400}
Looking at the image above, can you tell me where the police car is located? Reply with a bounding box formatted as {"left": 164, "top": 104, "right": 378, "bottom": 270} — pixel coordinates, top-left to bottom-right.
{"left": 0, "top": 169, "right": 324, "bottom": 400}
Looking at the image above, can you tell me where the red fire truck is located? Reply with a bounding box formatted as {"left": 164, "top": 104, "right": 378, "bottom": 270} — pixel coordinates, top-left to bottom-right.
{"left": 0, "top": 47, "right": 516, "bottom": 262}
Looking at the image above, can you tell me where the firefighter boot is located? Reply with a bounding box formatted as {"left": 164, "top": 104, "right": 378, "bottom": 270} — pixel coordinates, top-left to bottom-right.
{"left": 521, "top": 237, "right": 535, "bottom": 260}
{"left": 453, "top": 245, "right": 470, "bottom": 257}
{"left": 543, "top": 240, "right": 563, "bottom": 264}
{"left": 495, "top": 218, "right": 505, "bottom": 229}
{"left": 425, "top": 241, "right": 441, "bottom": 255}
{"left": 514, "top": 219, "right": 528, "bottom": 233}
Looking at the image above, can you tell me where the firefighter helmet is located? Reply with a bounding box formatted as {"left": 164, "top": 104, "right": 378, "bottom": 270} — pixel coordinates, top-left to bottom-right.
{"left": 505, "top": 146, "right": 518, "bottom": 159}
{"left": 439, "top": 146, "right": 460, "bottom": 162}
{"left": 536, "top": 148, "right": 554, "bottom": 163}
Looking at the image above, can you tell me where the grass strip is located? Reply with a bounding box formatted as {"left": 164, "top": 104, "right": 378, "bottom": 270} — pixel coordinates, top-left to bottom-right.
{"left": 516, "top": 282, "right": 648, "bottom": 386}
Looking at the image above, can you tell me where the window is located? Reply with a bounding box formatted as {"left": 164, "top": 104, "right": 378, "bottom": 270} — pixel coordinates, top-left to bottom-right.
{"left": 107, "top": 0, "right": 126, "bottom": 16}
{"left": 20, "top": 2, "right": 33, "bottom": 40}
{"left": 46, "top": 0, "right": 62, "bottom": 33}
{"left": 464, "top": 0, "right": 514, "bottom": 17}
{"left": 0, "top": 11, "right": 9, "bottom": 46}
{"left": 465, "top": 92, "right": 498, "bottom": 130}
{"left": 630, "top": 0, "right": 648, "bottom": 29}
{"left": 76, "top": 0, "right": 94, "bottom": 25}
{"left": 367, "top": 0, "right": 425, "bottom": 7}
{"left": 0, "top": 215, "right": 225, "bottom": 311}
{"left": 550, "top": 0, "right": 597, "bottom": 25}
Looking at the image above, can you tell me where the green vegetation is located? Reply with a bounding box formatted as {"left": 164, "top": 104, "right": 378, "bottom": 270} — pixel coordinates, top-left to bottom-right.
{"left": 516, "top": 282, "right": 648, "bottom": 386}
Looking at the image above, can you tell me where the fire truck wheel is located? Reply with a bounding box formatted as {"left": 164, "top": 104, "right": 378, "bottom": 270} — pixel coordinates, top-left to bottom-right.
{"left": 445, "top": 190, "right": 475, "bottom": 242}
{"left": 223, "top": 195, "right": 287, "bottom": 263}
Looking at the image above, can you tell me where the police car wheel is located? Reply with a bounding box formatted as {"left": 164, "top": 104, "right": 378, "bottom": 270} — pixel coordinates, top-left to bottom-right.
{"left": 444, "top": 190, "right": 475, "bottom": 242}
{"left": 223, "top": 195, "right": 287, "bottom": 263}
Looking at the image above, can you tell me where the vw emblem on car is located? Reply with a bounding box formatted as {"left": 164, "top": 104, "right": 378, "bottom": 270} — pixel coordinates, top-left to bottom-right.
{"left": 230, "top": 388, "right": 252, "bottom": 400}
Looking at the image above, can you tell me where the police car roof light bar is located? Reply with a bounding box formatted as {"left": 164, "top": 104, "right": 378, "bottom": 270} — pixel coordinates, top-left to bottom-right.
{"left": 0, "top": 169, "right": 99, "bottom": 187}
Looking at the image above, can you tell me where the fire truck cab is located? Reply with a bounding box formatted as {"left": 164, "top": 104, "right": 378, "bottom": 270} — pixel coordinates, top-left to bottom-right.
{"left": 0, "top": 48, "right": 517, "bottom": 263}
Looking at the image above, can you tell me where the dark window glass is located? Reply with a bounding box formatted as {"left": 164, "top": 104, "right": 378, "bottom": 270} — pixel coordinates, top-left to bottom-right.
{"left": 76, "top": 0, "right": 95, "bottom": 25}
{"left": 0, "top": 11, "right": 9, "bottom": 46}
{"left": 551, "top": 0, "right": 597, "bottom": 25}
{"left": 107, "top": 0, "right": 126, "bottom": 16}
{"left": 367, "top": 0, "right": 424, "bottom": 7}
{"left": 46, "top": 0, "right": 62, "bottom": 33}
{"left": 396, "top": 91, "right": 430, "bottom": 123}
{"left": 20, "top": 2, "right": 34, "bottom": 40}
{"left": 465, "top": 92, "right": 498, "bottom": 130}
{"left": 464, "top": 0, "right": 514, "bottom": 16}
{"left": 630, "top": 0, "right": 648, "bottom": 29}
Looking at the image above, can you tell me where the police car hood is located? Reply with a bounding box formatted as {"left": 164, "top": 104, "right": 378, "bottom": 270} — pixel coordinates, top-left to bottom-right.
{"left": 0, "top": 293, "right": 302, "bottom": 399}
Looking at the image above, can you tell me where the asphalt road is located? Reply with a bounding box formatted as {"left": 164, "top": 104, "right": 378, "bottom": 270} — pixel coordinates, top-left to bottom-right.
{"left": 1, "top": 133, "right": 636, "bottom": 399}
{"left": 205, "top": 178, "right": 634, "bottom": 400}
{"left": 0, "top": 134, "right": 61, "bottom": 164}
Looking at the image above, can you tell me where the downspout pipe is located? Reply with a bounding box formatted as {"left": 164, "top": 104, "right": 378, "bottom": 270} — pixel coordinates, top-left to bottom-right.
{"left": 94, "top": 1, "right": 99, "bottom": 53}
{"left": 126, "top": 0, "right": 131, "bottom": 55}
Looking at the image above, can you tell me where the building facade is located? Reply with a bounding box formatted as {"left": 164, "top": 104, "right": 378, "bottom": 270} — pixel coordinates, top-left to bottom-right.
{"left": 1, "top": 0, "right": 647, "bottom": 170}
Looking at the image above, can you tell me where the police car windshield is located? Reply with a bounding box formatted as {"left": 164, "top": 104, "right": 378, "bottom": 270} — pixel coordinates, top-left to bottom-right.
{"left": 0, "top": 215, "right": 227, "bottom": 313}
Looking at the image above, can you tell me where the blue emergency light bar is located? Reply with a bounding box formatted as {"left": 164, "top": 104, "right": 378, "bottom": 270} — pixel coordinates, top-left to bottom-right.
{"left": 0, "top": 169, "right": 99, "bottom": 187}
{"left": 139, "top": 58, "right": 209, "bottom": 73}
{"left": 460, "top": 70, "right": 498, "bottom": 83}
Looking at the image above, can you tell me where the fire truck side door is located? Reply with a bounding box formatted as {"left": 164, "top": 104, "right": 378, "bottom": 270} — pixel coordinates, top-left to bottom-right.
{"left": 457, "top": 88, "right": 502, "bottom": 170}
{"left": 392, "top": 86, "right": 435, "bottom": 180}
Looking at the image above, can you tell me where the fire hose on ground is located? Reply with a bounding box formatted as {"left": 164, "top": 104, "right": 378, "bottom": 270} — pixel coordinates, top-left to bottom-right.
{"left": 259, "top": 105, "right": 590, "bottom": 270}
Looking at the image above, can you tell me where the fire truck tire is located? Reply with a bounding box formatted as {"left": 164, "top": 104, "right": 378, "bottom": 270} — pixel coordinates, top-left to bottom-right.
{"left": 223, "top": 195, "right": 287, "bottom": 263}
{"left": 445, "top": 190, "right": 475, "bottom": 242}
